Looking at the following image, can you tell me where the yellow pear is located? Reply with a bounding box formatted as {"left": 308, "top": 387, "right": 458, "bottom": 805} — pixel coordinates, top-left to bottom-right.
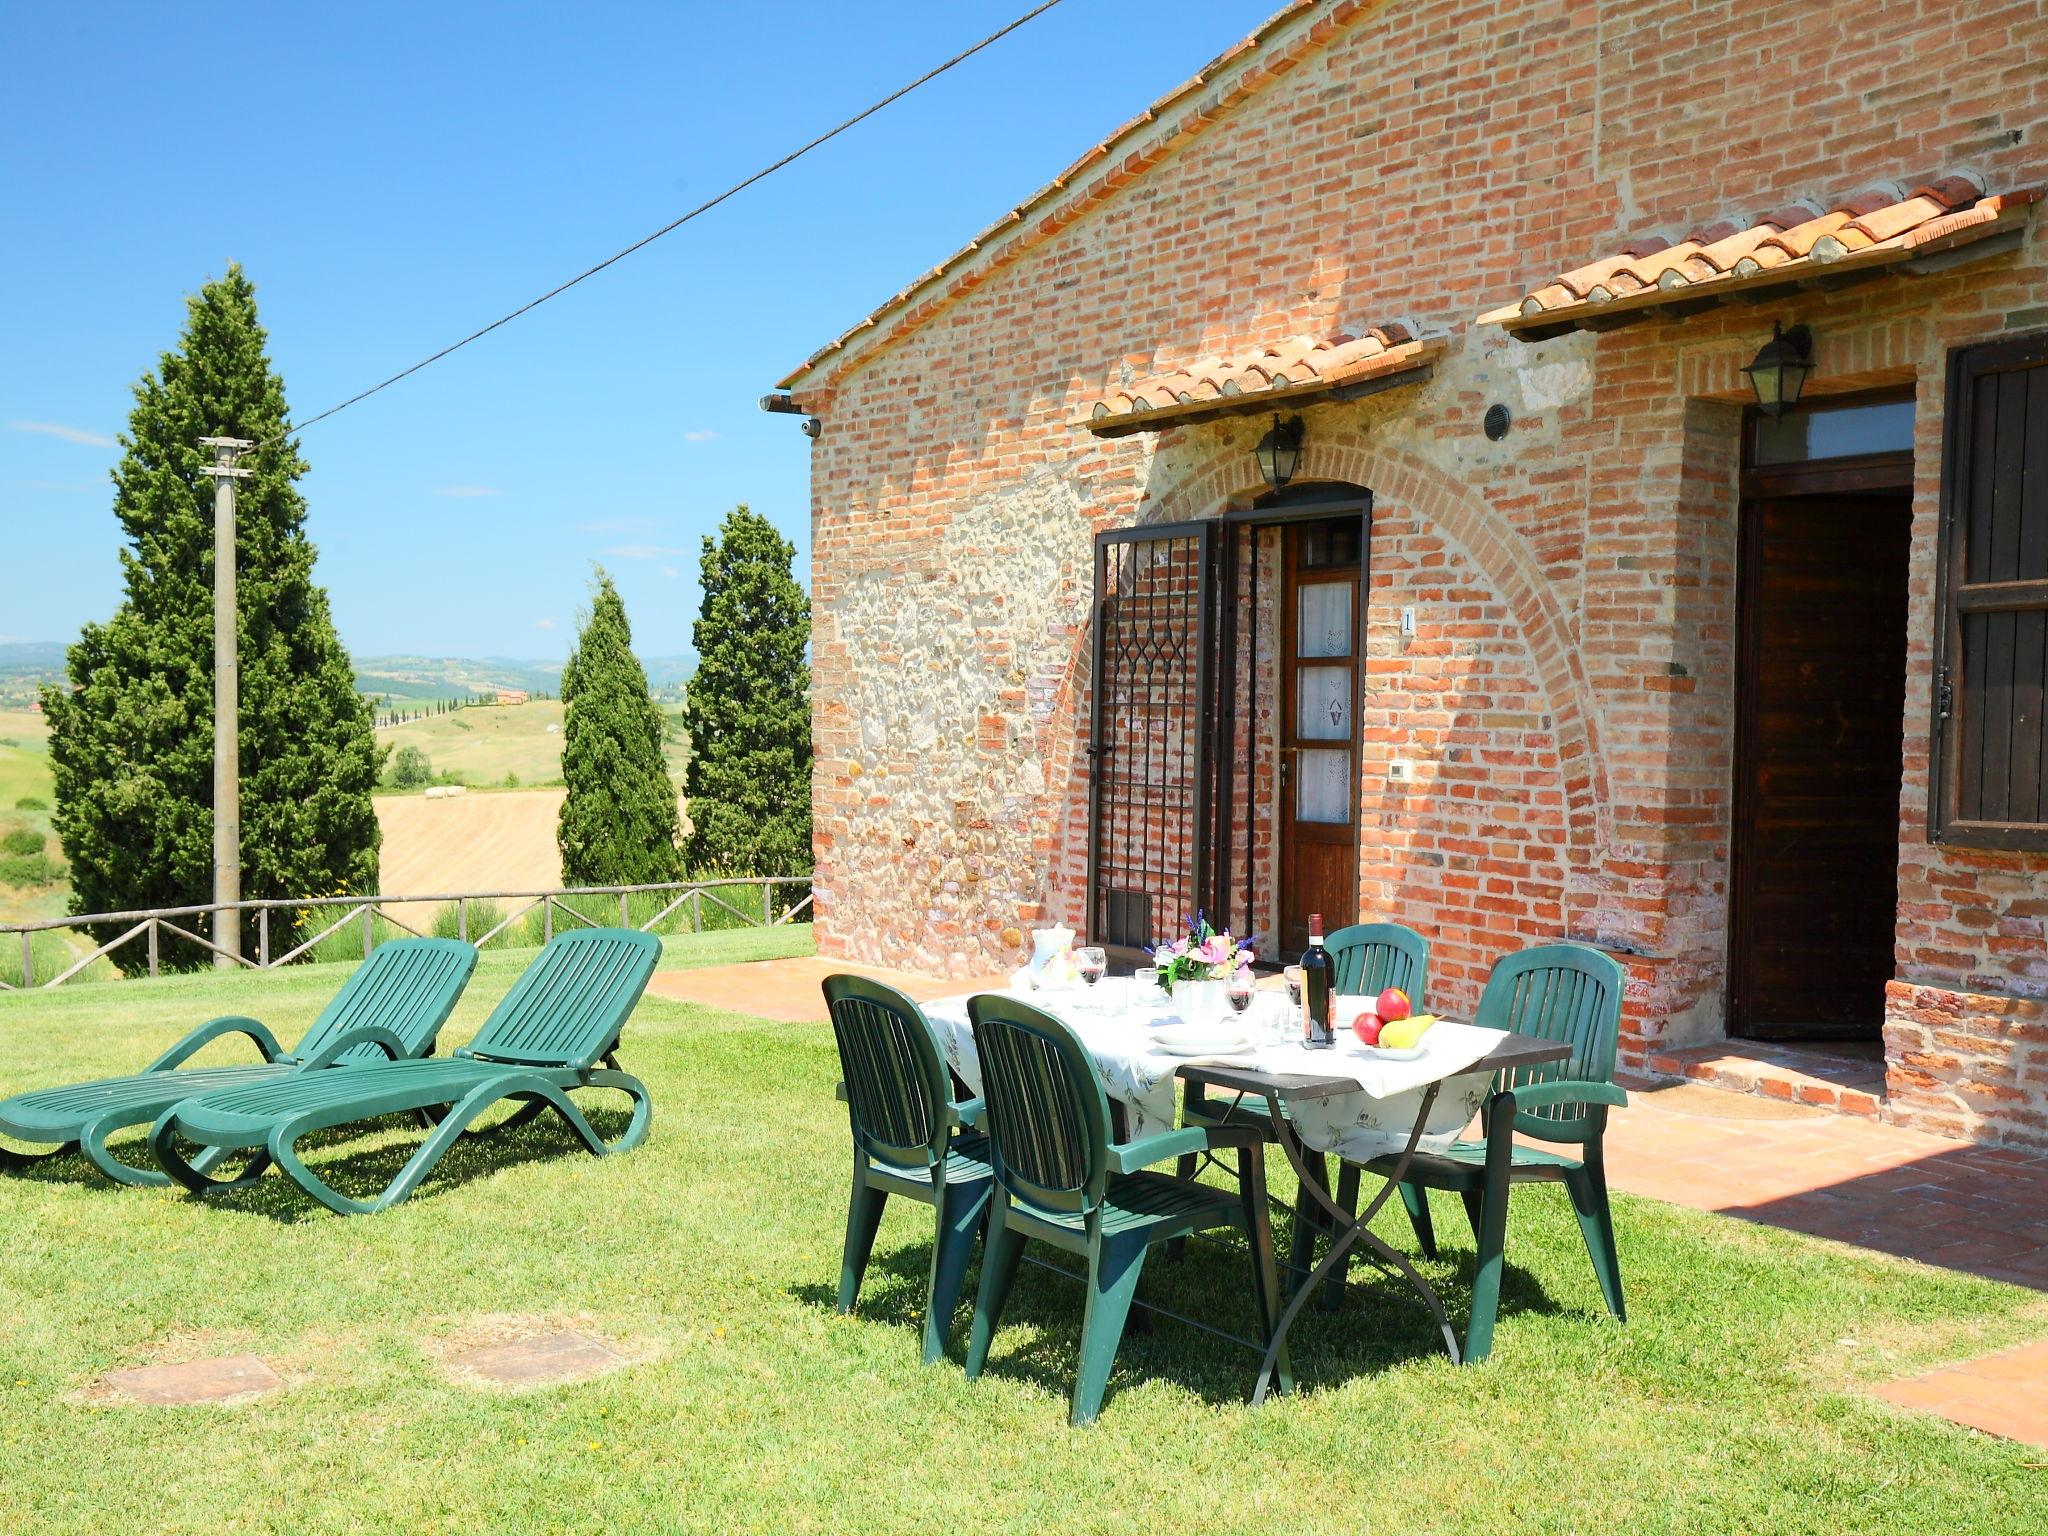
{"left": 1379, "top": 1014, "right": 1437, "bottom": 1050}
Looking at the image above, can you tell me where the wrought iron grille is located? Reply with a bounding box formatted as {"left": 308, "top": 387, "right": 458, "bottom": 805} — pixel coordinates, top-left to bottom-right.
{"left": 1086, "top": 523, "right": 1221, "bottom": 955}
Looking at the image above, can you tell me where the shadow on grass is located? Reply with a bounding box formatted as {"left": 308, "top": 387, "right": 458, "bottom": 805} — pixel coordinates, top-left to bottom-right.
{"left": 789, "top": 1197, "right": 1570, "bottom": 1411}
{"left": 7, "top": 1095, "right": 642, "bottom": 1222}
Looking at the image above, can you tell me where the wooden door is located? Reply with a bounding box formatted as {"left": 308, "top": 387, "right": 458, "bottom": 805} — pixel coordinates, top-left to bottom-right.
{"left": 1278, "top": 522, "right": 1361, "bottom": 956}
{"left": 1729, "top": 491, "right": 1911, "bottom": 1039}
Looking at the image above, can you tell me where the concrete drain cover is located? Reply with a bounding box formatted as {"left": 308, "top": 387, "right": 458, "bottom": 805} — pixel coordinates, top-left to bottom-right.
{"left": 449, "top": 1330, "right": 621, "bottom": 1385}
{"left": 103, "top": 1354, "right": 282, "bottom": 1405}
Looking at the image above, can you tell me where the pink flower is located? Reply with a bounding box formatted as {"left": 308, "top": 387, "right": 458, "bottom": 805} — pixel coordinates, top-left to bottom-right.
{"left": 1197, "top": 936, "right": 1230, "bottom": 965}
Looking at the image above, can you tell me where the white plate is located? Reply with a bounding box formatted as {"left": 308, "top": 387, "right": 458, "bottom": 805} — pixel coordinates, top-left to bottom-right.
{"left": 1345, "top": 1041, "right": 1427, "bottom": 1062}
{"left": 1150, "top": 1024, "right": 1254, "bottom": 1057}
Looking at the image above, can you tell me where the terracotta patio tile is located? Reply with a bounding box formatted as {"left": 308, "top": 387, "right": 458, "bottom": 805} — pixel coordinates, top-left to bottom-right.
{"left": 1873, "top": 1341, "right": 2048, "bottom": 1446}
{"left": 449, "top": 1330, "right": 622, "bottom": 1386}
{"left": 102, "top": 1355, "right": 282, "bottom": 1406}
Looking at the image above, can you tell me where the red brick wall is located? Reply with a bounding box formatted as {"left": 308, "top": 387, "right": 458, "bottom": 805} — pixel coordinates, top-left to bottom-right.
{"left": 794, "top": 0, "right": 2048, "bottom": 1139}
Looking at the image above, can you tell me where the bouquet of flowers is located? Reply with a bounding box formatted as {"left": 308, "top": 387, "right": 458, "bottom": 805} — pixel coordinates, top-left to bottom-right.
{"left": 1153, "top": 912, "right": 1257, "bottom": 988}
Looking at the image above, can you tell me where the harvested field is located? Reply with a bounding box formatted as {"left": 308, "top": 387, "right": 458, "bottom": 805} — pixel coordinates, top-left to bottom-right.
{"left": 374, "top": 789, "right": 566, "bottom": 923}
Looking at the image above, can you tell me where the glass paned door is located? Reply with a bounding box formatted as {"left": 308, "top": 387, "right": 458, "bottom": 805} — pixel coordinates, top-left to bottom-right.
{"left": 1279, "top": 523, "right": 1361, "bottom": 956}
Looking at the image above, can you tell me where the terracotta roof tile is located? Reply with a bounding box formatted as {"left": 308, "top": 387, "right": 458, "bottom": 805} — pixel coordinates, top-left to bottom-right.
{"left": 1482, "top": 173, "right": 2040, "bottom": 337}
{"left": 1079, "top": 325, "right": 1442, "bottom": 436}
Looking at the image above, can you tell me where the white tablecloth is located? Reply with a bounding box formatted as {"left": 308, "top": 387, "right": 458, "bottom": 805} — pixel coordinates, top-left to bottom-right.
{"left": 921, "top": 979, "right": 1505, "bottom": 1161}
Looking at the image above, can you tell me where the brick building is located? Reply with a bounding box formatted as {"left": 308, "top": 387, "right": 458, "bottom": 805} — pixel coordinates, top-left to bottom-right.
{"left": 767, "top": 0, "right": 2048, "bottom": 1149}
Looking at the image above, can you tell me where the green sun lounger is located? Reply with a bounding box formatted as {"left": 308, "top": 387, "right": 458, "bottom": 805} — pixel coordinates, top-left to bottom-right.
{"left": 149, "top": 928, "right": 660, "bottom": 1215}
{"left": 0, "top": 937, "right": 477, "bottom": 1189}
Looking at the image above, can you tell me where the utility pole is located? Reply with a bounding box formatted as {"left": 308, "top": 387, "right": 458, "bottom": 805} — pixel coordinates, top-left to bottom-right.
{"left": 199, "top": 436, "right": 252, "bottom": 968}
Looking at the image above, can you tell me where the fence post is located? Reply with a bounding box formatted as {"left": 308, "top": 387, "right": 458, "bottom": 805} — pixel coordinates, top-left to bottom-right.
{"left": 620, "top": 891, "right": 630, "bottom": 928}
{"left": 259, "top": 907, "right": 271, "bottom": 969}
{"left": 458, "top": 896, "right": 468, "bottom": 943}
{"left": 762, "top": 878, "right": 773, "bottom": 928}
{"left": 362, "top": 904, "right": 374, "bottom": 959}
{"left": 691, "top": 890, "right": 702, "bottom": 933}
{"left": 19, "top": 931, "right": 30, "bottom": 989}
{"left": 543, "top": 895, "right": 554, "bottom": 944}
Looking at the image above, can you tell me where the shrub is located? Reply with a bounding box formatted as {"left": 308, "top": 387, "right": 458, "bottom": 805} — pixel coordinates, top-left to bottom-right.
{"left": 388, "top": 744, "right": 434, "bottom": 789}
{"left": 428, "top": 898, "right": 522, "bottom": 949}
{"left": 0, "top": 851, "right": 62, "bottom": 887}
{"left": 2, "top": 826, "right": 44, "bottom": 856}
{"left": 14, "top": 795, "right": 48, "bottom": 811}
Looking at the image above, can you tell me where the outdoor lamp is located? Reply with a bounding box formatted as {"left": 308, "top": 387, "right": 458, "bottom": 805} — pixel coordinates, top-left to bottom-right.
{"left": 1254, "top": 414, "right": 1305, "bottom": 491}
{"left": 1741, "top": 323, "right": 1815, "bottom": 418}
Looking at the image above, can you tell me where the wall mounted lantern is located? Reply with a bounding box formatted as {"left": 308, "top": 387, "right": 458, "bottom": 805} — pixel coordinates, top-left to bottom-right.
{"left": 1741, "top": 323, "right": 1815, "bottom": 418}
{"left": 1254, "top": 414, "right": 1305, "bottom": 491}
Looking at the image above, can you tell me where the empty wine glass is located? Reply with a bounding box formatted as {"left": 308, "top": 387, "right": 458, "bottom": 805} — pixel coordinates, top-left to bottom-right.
{"left": 1283, "top": 965, "right": 1303, "bottom": 1007}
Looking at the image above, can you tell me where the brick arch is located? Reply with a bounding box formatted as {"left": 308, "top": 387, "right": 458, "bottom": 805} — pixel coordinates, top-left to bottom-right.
{"left": 1138, "top": 430, "right": 1613, "bottom": 863}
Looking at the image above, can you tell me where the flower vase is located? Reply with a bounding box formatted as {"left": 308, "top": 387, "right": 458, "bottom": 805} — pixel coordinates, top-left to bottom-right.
{"left": 1171, "top": 978, "right": 1227, "bottom": 1027}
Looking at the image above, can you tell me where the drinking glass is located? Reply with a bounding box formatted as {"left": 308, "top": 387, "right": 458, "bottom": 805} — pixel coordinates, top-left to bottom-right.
{"left": 1226, "top": 974, "right": 1254, "bottom": 1016}
{"left": 1283, "top": 965, "right": 1303, "bottom": 1007}
{"left": 1076, "top": 946, "right": 1107, "bottom": 987}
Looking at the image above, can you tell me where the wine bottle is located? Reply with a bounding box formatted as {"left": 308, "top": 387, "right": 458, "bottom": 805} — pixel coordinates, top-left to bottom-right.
{"left": 1301, "top": 912, "right": 1334, "bottom": 1049}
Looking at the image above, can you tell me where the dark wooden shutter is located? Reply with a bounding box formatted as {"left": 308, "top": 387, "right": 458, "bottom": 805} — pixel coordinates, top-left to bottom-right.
{"left": 1932, "top": 329, "right": 2048, "bottom": 848}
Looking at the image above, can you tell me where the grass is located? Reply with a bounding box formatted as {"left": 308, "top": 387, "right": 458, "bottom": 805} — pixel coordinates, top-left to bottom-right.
{"left": 1, "top": 925, "right": 2044, "bottom": 1533}
{"left": 373, "top": 700, "right": 690, "bottom": 790}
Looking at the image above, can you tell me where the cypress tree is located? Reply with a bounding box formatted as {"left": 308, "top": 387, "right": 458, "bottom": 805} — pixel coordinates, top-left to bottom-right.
{"left": 557, "top": 570, "right": 684, "bottom": 886}
{"left": 682, "top": 505, "right": 811, "bottom": 876}
{"left": 42, "top": 265, "right": 381, "bottom": 966}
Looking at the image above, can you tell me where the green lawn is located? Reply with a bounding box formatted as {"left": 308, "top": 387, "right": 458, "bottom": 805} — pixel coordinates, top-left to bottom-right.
{"left": 1, "top": 925, "right": 2043, "bottom": 1534}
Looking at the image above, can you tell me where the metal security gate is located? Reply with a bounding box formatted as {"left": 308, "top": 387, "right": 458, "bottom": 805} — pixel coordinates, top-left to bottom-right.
{"left": 1085, "top": 522, "right": 1226, "bottom": 957}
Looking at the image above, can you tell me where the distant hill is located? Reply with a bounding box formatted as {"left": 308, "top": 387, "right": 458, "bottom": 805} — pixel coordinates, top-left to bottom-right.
{"left": 2, "top": 643, "right": 690, "bottom": 708}
{"left": 355, "top": 652, "right": 692, "bottom": 702}
{"left": 0, "top": 641, "right": 66, "bottom": 706}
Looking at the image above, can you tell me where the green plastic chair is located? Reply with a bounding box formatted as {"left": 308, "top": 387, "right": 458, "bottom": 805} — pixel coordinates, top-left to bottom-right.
{"left": 0, "top": 937, "right": 477, "bottom": 1188}
{"left": 1180, "top": 921, "right": 1429, "bottom": 1294}
{"left": 1338, "top": 941, "right": 1629, "bottom": 1361}
{"left": 963, "top": 993, "right": 1288, "bottom": 1425}
{"left": 824, "top": 975, "right": 993, "bottom": 1365}
{"left": 147, "top": 929, "right": 659, "bottom": 1215}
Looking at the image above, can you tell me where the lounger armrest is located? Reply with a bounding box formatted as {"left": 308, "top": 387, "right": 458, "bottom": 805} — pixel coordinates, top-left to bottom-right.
{"left": 948, "top": 1097, "right": 986, "bottom": 1130}
{"left": 296, "top": 1025, "right": 411, "bottom": 1071}
{"left": 1109, "top": 1123, "right": 1258, "bottom": 1173}
{"left": 834, "top": 1081, "right": 849, "bottom": 1104}
{"left": 1509, "top": 1080, "right": 1628, "bottom": 1112}
{"left": 147, "top": 1015, "right": 284, "bottom": 1073}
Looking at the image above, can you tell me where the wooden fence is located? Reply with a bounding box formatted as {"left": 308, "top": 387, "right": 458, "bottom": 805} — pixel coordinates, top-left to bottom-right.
{"left": 0, "top": 877, "right": 813, "bottom": 992}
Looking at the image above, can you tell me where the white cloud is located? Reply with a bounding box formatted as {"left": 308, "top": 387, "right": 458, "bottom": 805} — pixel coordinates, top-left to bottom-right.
{"left": 682, "top": 428, "right": 719, "bottom": 443}
{"left": 534, "top": 618, "right": 557, "bottom": 631}
{"left": 659, "top": 565, "right": 680, "bottom": 579}
{"left": 576, "top": 517, "right": 658, "bottom": 533}
{"left": 603, "top": 543, "right": 686, "bottom": 560}
{"left": 436, "top": 485, "right": 501, "bottom": 499}
{"left": 9, "top": 420, "right": 114, "bottom": 448}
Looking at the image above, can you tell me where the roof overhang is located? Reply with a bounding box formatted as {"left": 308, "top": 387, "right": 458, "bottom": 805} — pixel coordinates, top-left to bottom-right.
{"left": 1076, "top": 332, "right": 1444, "bottom": 439}
{"left": 1481, "top": 180, "right": 2039, "bottom": 343}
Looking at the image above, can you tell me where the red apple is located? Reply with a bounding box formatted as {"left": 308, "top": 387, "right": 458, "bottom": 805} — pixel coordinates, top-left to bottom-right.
{"left": 1351, "top": 1011, "right": 1383, "bottom": 1046}
{"left": 1377, "top": 987, "right": 1413, "bottom": 1022}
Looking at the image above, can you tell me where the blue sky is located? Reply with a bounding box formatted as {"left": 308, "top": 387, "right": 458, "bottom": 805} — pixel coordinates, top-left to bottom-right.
{"left": 0, "top": 1, "right": 1277, "bottom": 661}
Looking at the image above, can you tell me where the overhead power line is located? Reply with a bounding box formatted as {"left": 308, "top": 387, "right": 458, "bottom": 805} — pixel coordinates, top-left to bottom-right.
{"left": 263, "top": 0, "right": 1068, "bottom": 447}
